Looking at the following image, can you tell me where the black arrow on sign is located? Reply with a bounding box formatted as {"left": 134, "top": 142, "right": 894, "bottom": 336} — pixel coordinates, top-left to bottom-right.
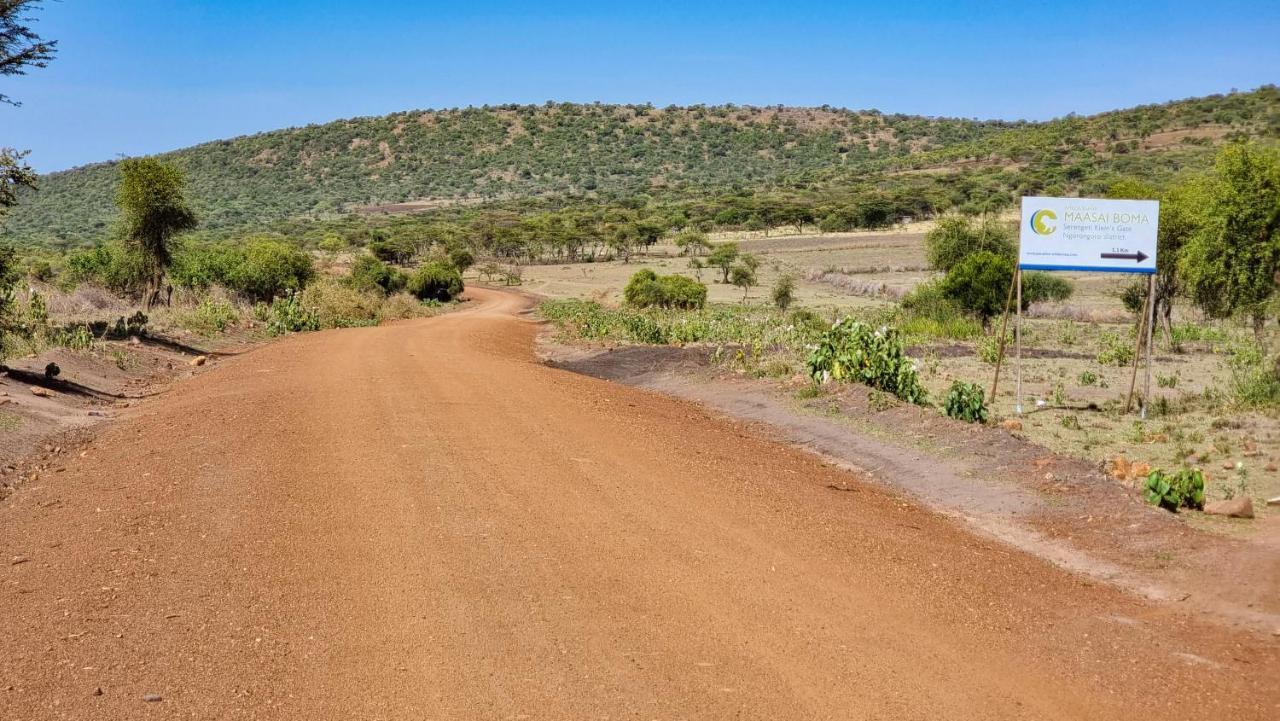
{"left": 1101, "top": 250, "right": 1149, "bottom": 263}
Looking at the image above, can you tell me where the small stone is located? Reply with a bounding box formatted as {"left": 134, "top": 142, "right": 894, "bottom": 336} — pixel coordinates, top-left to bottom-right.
{"left": 29, "top": 386, "right": 52, "bottom": 397}
{"left": 189, "top": 355, "right": 207, "bottom": 367}
{"left": 142, "top": 693, "right": 162, "bottom": 703}
{"left": 1266, "top": 463, "right": 1277, "bottom": 473}
{"left": 999, "top": 419, "right": 1022, "bottom": 432}
{"left": 93, "top": 687, "right": 103, "bottom": 697}
{"left": 1204, "top": 497, "right": 1254, "bottom": 519}
{"left": 11, "top": 555, "right": 29, "bottom": 565}
{"left": 1221, "top": 460, "right": 1235, "bottom": 470}
{"left": 1266, "top": 496, "right": 1280, "bottom": 507}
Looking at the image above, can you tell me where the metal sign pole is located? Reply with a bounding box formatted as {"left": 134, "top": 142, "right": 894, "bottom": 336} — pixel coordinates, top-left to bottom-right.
{"left": 1015, "top": 268, "right": 1023, "bottom": 416}
{"left": 1141, "top": 273, "right": 1157, "bottom": 419}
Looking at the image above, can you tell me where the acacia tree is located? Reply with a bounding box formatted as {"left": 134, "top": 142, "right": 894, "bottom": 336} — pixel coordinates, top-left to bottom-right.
{"left": 708, "top": 242, "right": 739, "bottom": 283}
{"left": 1179, "top": 144, "right": 1280, "bottom": 338}
{"left": 1, "top": 0, "right": 56, "bottom": 215}
{"left": 116, "top": 158, "right": 198, "bottom": 309}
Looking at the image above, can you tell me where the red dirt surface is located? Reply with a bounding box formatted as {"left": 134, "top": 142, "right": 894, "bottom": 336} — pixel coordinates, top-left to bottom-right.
{"left": 2, "top": 288, "right": 1277, "bottom": 719}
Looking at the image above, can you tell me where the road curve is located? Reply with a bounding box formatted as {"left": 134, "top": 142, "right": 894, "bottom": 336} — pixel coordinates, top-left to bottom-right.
{"left": 2, "top": 287, "right": 1276, "bottom": 720}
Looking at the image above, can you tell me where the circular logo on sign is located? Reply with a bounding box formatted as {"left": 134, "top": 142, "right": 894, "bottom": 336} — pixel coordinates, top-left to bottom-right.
{"left": 1030, "top": 209, "right": 1057, "bottom": 235}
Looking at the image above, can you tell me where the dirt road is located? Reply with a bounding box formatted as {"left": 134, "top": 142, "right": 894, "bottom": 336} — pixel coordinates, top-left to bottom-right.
{"left": 2, "top": 288, "right": 1276, "bottom": 720}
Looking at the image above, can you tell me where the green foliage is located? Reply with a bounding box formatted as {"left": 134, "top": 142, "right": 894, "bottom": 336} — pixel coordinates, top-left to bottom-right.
{"left": 63, "top": 242, "right": 149, "bottom": 294}
{"left": 179, "top": 298, "right": 240, "bottom": 335}
{"left": 1143, "top": 468, "right": 1206, "bottom": 512}
{"left": 265, "top": 290, "right": 319, "bottom": 336}
{"left": 771, "top": 274, "right": 796, "bottom": 310}
{"left": 899, "top": 280, "right": 984, "bottom": 340}
{"left": 4, "top": 89, "right": 1280, "bottom": 247}
{"left": 407, "top": 261, "right": 464, "bottom": 302}
{"left": 707, "top": 243, "right": 740, "bottom": 283}
{"left": 1020, "top": 272, "right": 1074, "bottom": 306}
{"left": 1228, "top": 341, "right": 1280, "bottom": 407}
{"left": 944, "top": 381, "right": 988, "bottom": 423}
{"left": 1096, "top": 330, "right": 1135, "bottom": 366}
{"left": 298, "top": 279, "right": 383, "bottom": 328}
{"left": 447, "top": 246, "right": 475, "bottom": 272}
{"left": 1, "top": 147, "right": 39, "bottom": 215}
{"left": 1179, "top": 144, "right": 1280, "bottom": 325}
{"left": 368, "top": 237, "right": 417, "bottom": 265}
{"left": 226, "top": 238, "right": 314, "bottom": 302}
{"left": 939, "top": 251, "right": 1012, "bottom": 324}
{"left": 806, "top": 318, "right": 927, "bottom": 404}
{"left": 729, "top": 263, "right": 756, "bottom": 300}
{"left": 1078, "top": 370, "right": 1099, "bottom": 386}
{"left": 925, "top": 216, "right": 1015, "bottom": 272}
{"left": 115, "top": 157, "right": 198, "bottom": 305}
{"left": 541, "top": 299, "right": 822, "bottom": 351}
{"left": 347, "top": 253, "right": 407, "bottom": 295}
{"left": 674, "top": 230, "right": 710, "bottom": 256}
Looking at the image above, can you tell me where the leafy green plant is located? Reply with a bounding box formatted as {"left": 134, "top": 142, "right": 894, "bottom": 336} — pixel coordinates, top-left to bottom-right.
{"left": 407, "top": 261, "right": 464, "bottom": 302}
{"left": 1096, "top": 330, "right": 1135, "bottom": 366}
{"left": 1143, "top": 468, "right": 1205, "bottom": 512}
{"left": 944, "top": 381, "right": 988, "bottom": 423}
{"left": 1078, "top": 370, "right": 1099, "bottom": 386}
{"left": 180, "top": 298, "right": 240, "bottom": 335}
{"left": 806, "top": 319, "right": 926, "bottom": 404}
{"left": 266, "top": 290, "right": 320, "bottom": 336}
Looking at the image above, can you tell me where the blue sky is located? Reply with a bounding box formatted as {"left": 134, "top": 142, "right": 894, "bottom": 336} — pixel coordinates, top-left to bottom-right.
{"left": 3, "top": 0, "right": 1278, "bottom": 172}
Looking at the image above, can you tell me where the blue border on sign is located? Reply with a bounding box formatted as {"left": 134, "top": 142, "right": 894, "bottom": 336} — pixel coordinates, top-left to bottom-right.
{"left": 1019, "top": 264, "right": 1155, "bottom": 274}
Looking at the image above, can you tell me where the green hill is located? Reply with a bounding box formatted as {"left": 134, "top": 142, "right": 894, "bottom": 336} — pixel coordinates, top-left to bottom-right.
{"left": 3, "top": 87, "right": 1278, "bottom": 248}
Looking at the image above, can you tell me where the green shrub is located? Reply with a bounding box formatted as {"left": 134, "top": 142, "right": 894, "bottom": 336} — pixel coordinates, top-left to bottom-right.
{"left": 1021, "top": 271, "right": 1074, "bottom": 305}
{"left": 940, "top": 251, "right": 1012, "bottom": 325}
{"left": 900, "top": 280, "right": 984, "bottom": 340}
{"left": 348, "top": 254, "right": 407, "bottom": 296}
{"left": 180, "top": 298, "right": 240, "bottom": 335}
{"left": 265, "top": 290, "right": 319, "bottom": 336}
{"left": 658, "top": 275, "right": 707, "bottom": 310}
{"left": 407, "top": 262, "right": 464, "bottom": 302}
{"left": 63, "top": 243, "right": 149, "bottom": 294}
{"left": 1097, "top": 330, "right": 1135, "bottom": 366}
{"left": 771, "top": 274, "right": 796, "bottom": 310}
{"left": 1078, "top": 370, "right": 1099, "bottom": 386}
{"left": 1228, "top": 341, "right": 1280, "bottom": 407}
{"left": 976, "top": 331, "right": 1011, "bottom": 364}
{"left": 624, "top": 269, "right": 706, "bottom": 309}
{"left": 1143, "top": 468, "right": 1205, "bottom": 512}
{"left": 944, "top": 381, "right": 988, "bottom": 423}
{"left": 806, "top": 319, "right": 926, "bottom": 404}
{"left": 925, "top": 216, "right": 1015, "bottom": 272}
{"left": 227, "top": 239, "right": 315, "bottom": 302}
{"left": 447, "top": 247, "right": 475, "bottom": 272}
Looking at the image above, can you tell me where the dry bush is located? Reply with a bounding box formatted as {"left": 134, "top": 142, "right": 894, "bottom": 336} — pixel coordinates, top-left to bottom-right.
{"left": 1025, "top": 302, "right": 1129, "bottom": 324}
{"left": 23, "top": 282, "right": 133, "bottom": 320}
{"left": 299, "top": 279, "right": 383, "bottom": 328}
{"left": 803, "top": 268, "right": 908, "bottom": 301}
{"left": 379, "top": 292, "right": 433, "bottom": 321}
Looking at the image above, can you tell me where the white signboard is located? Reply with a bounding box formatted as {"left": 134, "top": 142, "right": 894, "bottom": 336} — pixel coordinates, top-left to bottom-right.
{"left": 1018, "top": 196, "right": 1159, "bottom": 274}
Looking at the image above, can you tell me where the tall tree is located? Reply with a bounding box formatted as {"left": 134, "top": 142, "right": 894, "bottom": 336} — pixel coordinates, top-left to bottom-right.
{"left": 1, "top": 0, "right": 55, "bottom": 106}
{"left": 1, "top": 0, "right": 56, "bottom": 215}
{"left": 1179, "top": 144, "right": 1280, "bottom": 337}
{"left": 116, "top": 158, "right": 198, "bottom": 309}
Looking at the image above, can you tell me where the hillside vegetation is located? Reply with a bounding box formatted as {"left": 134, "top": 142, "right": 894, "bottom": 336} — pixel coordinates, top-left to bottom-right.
{"left": 4, "top": 86, "right": 1278, "bottom": 248}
